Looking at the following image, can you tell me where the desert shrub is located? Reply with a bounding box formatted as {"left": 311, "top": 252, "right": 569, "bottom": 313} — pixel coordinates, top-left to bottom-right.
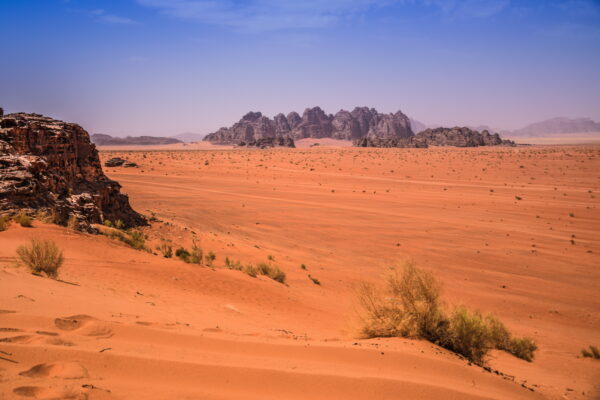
{"left": 224, "top": 257, "right": 242, "bottom": 270}
{"left": 507, "top": 337, "right": 537, "bottom": 362}
{"left": 359, "top": 263, "right": 444, "bottom": 340}
{"left": 446, "top": 307, "right": 494, "bottom": 365}
{"left": 189, "top": 243, "right": 203, "bottom": 264}
{"left": 205, "top": 251, "right": 216, "bottom": 266}
{"left": 16, "top": 239, "right": 63, "bottom": 279}
{"left": 242, "top": 264, "right": 258, "bottom": 277}
{"left": 175, "top": 247, "right": 191, "bottom": 262}
{"left": 256, "top": 262, "right": 286, "bottom": 284}
{"left": 105, "top": 229, "right": 148, "bottom": 251}
{"left": 14, "top": 213, "right": 33, "bottom": 227}
{"left": 581, "top": 345, "right": 600, "bottom": 359}
{"left": 103, "top": 219, "right": 113, "bottom": 227}
{"left": 157, "top": 242, "right": 173, "bottom": 258}
{"left": 308, "top": 274, "right": 321, "bottom": 285}
{"left": 0, "top": 215, "right": 10, "bottom": 231}
{"left": 357, "top": 263, "right": 537, "bottom": 365}
{"left": 114, "top": 219, "right": 125, "bottom": 230}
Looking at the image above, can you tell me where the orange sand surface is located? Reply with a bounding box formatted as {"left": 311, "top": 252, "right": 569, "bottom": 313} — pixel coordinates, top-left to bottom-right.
{"left": 1, "top": 145, "right": 599, "bottom": 399}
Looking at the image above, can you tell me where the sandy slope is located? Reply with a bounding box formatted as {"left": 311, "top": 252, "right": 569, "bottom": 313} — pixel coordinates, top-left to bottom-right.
{"left": 1, "top": 145, "right": 599, "bottom": 399}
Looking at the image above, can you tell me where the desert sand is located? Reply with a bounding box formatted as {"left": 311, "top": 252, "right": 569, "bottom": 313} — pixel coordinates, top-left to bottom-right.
{"left": 1, "top": 145, "right": 599, "bottom": 399}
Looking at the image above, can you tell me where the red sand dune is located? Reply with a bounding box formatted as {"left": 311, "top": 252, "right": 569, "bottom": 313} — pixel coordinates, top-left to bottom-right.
{"left": 1, "top": 145, "right": 598, "bottom": 399}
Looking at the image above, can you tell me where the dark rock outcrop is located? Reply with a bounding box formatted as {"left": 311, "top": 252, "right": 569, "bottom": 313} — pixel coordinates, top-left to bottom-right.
{"left": 104, "top": 157, "right": 138, "bottom": 168}
{"left": 354, "top": 136, "right": 428, "bottom": 148}
{"left": 0, "top": 113, "right": 145, "bottom": 231}
{"left": 204, "top": 106, "right": 414, "bottom": 146}
{"left": 91, "top": 133, "right": 182, "bottom": 146}
{"left": 416, "top": 127, "right": 515, "bottom": 147}
{"left": 239, "top": 137, "right": 296, "bottom": 149}
{"left": 204, "top": 112, "right": 295, "bottom": 147}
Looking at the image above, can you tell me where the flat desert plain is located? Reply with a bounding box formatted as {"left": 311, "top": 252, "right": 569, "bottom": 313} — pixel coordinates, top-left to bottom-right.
{"left": 1, "top": 145, "right": 599, "bottom": 400}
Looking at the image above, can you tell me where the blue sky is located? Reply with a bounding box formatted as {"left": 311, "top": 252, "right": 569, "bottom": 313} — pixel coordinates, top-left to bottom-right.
{"left": 1, "top": 0, "right": 599, "bottom": 135}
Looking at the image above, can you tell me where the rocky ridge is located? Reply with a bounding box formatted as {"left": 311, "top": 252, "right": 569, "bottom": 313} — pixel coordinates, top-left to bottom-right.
{"left": 204, "top": 106, "right": 414, "bottom": 146}
{"left": 91, "top": 133, "right": 182, "bottom": 146}
{"left": 0, "top": 113, "right": 145, "bottom": 231}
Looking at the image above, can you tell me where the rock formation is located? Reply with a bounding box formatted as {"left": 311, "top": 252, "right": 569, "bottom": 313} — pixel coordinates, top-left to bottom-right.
{"left": 416, "top": 127, "right": 515, "bottom": 147}
{"left": 354, "top": 136, "right": 428, "bottom": 148}
{"left": 91, "top": 134, "right": 182, "bottom": 146}
{"left": 0, "top": 113, "right": 145, "bottom": 231}
{"left": 204, "top": 106, "right": 414, "bottom": 145}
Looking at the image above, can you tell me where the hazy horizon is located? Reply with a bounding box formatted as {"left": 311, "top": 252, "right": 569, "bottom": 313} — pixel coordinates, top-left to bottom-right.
{"left": 2, "top": 0, "right": 599, "bottom": 136}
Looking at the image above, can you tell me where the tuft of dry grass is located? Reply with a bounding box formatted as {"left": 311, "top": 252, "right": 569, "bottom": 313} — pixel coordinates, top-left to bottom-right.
{"left": 358, "top": 262, "right": 537, "bottom": 365}
{"left": 0, "top": 215, "right": 10, "bottom": 231}
{"left": 256, "top": 262, "right": 286, "bottom": 284}
{"left": 17, "top": 239, "right": 64, "bottom": 279}
{"left": 14, "top": 213, "right": 33, "bottom": 227}
{"left": 581, "top": 345, "right": 600, "bottom": 359}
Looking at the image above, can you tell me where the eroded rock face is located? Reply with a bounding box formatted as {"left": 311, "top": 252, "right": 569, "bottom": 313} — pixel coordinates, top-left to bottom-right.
{"left": 238, "top": 137, "right": 296, "bottom": 149}
{"left": 416, "top": 127, "right": 516, "bottom": 147}
{"left": 203, "top": 112, "right": 295, "bottom": 147}
{"left": 204, "top": 106, "right": 414, "bottom": 145}
{"left": 354, "top": 136, "right": 428, "bottom": 148}
{"left": 0, "top": 113, "right": 145, "bottom": 231}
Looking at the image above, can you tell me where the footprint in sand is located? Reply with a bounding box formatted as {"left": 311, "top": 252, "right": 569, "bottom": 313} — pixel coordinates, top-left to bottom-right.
{"left": 12, "top": 385, "right": 84, "bottom": 399}
{"left": 54, "top": 315, "right": 113, "bottom": 338}
{"left": 20, "top": 362, "right": 89, "bottom": 379}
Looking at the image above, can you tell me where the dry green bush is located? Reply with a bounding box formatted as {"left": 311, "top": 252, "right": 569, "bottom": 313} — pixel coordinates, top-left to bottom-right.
{"left": 358, "top": 262, "right": 537, "bottom": 365}
{"left": 105, "top": 229, "right": 148, "bottom": 251}
{"left": 256, "top": 262, "right": 286, "bottom": 284}
{"left": 17, "top": 239, "right": 64, "bottom": 279}
{"left": 358, "top": 263, "right": 444, "bottom": 341}
{"left": 158, "top": 242, "right": 173, "bottom": 258}
{"left": 581, "top": 345, "right": 600, "bottom": 359}
{"left": 14, "top": 213, "right": 33, "bottom": 227}
{"left": 0, "top": 215, "right": 10, "bottom": 231}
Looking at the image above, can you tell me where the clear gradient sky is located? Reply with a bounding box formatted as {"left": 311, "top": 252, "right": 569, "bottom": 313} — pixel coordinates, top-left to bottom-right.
{"left": 1, "top": 0, "right": 599, "bottom": 136}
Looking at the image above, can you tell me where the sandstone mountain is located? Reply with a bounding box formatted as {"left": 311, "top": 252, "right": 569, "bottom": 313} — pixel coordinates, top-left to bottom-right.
{"left": 91, "top": 133, "right": 182, "bottom": 146}
{"left": 0, "top": 113, "right": 145, "bottom": 231}
{"left": 510, "top": 117, "right": 600, "bottom": 136}
{"left": 204, "top": 106, "right": 414, "bottom": 146}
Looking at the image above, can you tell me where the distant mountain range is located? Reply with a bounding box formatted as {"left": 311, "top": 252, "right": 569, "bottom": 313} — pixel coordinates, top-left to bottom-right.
{"left": 91, "top": 134, "right": 182, "bottom": 146}
{"left": 412, "top": 117, "right": 600, "bottom": 137}
{"left": 170, "top": 132, "right": 205, "bottom": 142}
{"left": 508, "top": 117, "right": 600, "bottom": 137}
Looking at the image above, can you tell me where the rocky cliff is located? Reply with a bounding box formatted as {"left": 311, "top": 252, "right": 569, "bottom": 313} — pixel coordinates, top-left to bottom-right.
{"left": 0, "top": 113, "right": 145, "bottom": 231}
{"left": 416, "top": 127, "right": 515, "bottom": 147}
{"left": 204, "top": 106, "right": 414, "bottom": 145}
{"left": 355, "top": 127, "right": 515, "bottom": 148}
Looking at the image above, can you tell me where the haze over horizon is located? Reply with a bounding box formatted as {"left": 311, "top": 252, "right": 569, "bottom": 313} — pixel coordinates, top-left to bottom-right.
{"left": 1, "top": 0, "right": 599, "bottom": 136}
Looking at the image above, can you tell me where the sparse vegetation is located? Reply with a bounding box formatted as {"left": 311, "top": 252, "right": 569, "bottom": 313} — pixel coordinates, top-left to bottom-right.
{"left": 175, "top": 247, "right": 191, "bottom": 262}
{"left": 256, "top": 262, "right": 286, "bottom": 284}
{"left": 308, "top": 274, "right": 321, "bottom": 285}
{"left": 205, "top": 251, "right": 216, "bottom": 266}
{"left": 175, "top": 243, "right": 204, "bottom": 264}
{"left": 0, "top": 215, "right": 10, "bottom": 231}
{"left": 16, "top": 239, "right": 64, "bottom": 279}
{"left": 581, "top": 345, "right": 600, "bottom": 359}
{"left": 105, "top": 229, "right": 148, "bottom": 251}
{"left": 157, "top": 242, "right": 173, "bottom": 258}
{"left": 224, "top": 258, "right": 285, "bottom": 283}
{"left": 358, "top": 262, "right": 537, "bottom": 365}
{"left": 14, "top": 213, "right": 33, "bottom": 227}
